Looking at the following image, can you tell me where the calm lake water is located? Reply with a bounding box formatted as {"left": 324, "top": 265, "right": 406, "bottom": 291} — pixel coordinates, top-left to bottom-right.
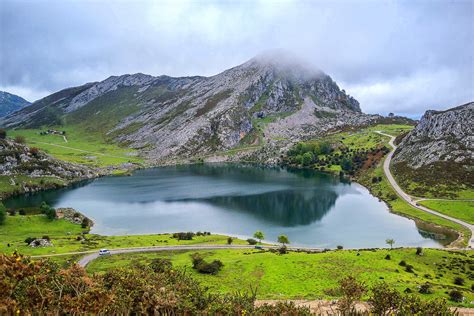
{"left": 6, "top": 164, "right": 446, "bottom": 248}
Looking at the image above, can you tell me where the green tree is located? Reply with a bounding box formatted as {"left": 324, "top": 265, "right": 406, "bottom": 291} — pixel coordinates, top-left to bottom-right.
{"left": 341, "top": 158, "right": 353, "bottom": 171}
{"left": 277, "top": 235, "right": 289, "bottom": 246}
{"left": 0, "top": 128, "right": 6, "bottom": 140}
{"left": 319, "top": 142, "right": 331, "bottom": 154}
{"left": 301, "top": 152, "right": 314, "bottom": 166}
{"left": 253, "top": 231, "right": 264, "bottom": 243}
{"left": 227, "top": 237, "right": 233, "bottom": 245}
{"left": 0, "top": 203, "right": 6, "bottom": 225}
{"left": 386, "top": 238, "right": 395, "bottom": 249}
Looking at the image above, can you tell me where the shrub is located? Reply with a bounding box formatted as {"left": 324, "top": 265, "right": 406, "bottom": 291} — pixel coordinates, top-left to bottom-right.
{"left": 336, "top": 276, "right": 366, "bottom": 314}
{"left": 191, "top": 254, "right": 223, "bottom": 274}
{"left": 0, "top": 128, "right": 6, "bottom": 139}
{"left": 14, "top": 135, "right": 26, "bottom": 144}
{"left": 42, "top": 235, "right": 50, "bottom": 241}
{"left": 0, "top": 204, "right": 6, "bottom": 225}
{"left": 399, "top": 260, "right": 407, "bottom": 266}
{"left": 454, "top": 277, "right": 465, "bottom": 286}
{"left": 81, "top": 218, "right": 90, "bottom": 228}
{"left": 337, "top": 245, "right": 343, "bottom": 250}
{"left": 227, "top": 237, "right": 233, "bottom": 245}
{"left": 405, "top": 265, "right": 414, "bottom": 273}
{"left": 419, "top": 283, "right": 432, "bottom": 294}
{"left": 149, "top": 258, "right": 172, "bottom": 273}
{"left": 416, "top": 247, "right": 423, "bottom": 255}
{"left": 45, "top": 207, "right": 56, "bottom": 220}
{"left": 449, "top": 290, "right": 464, "bottom": 302}
{"left": 29, "top": 147, "right": 40, "bottom": 156}
{"left": 368, "top": 282, "right": 401, "bottom": 315}
{"left": 384, "top": 254, "right": 391, "bottom": 260}
{"left": 172, "top": 232, "right": 195, "bottom": 240}
{"left": 246, "top": 238, "right": 257, "bottom": 245}
{"left": 19, "top": 209, "right": 26, "bottom": 215}
{"left": 278, "top": 245, "right": 287, "bottom": 254}
{"left": 24, "top": 237, "right": 36, "bottom": 244}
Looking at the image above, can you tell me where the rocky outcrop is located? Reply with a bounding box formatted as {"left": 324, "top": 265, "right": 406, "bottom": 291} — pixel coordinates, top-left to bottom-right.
{"left": 393, "top": 102, "right": 473, "bottom": 168}
{"left": 392, "top": 102, "right": 474, "bottom": 195}
{"left": 1, "top": 53, "right": 376, "bottom": 163}
{"left": 0, "top": 139, "right": 97, "bottom": 180}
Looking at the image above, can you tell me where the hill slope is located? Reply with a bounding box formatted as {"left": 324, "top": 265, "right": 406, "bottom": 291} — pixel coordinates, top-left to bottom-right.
{"left": 0, "top": 91, "right": 31, "bottom": 117}
{"left": 392, "top": 102, "right": 474, "bottom": 197}
{"left": 1, "top": 54, "right": 376, "bottom": 162}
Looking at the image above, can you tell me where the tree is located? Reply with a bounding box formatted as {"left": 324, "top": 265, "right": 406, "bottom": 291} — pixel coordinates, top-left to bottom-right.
{"left": 341, "top": 158, "right": 353, "bottom": 171}
{"left": 301, "top": 152, "right": 314, "bottom": 166}
{"left": 277, "top": 235, "right": 289, "bottom": 246}
{"left": 385, "top": 238, "right": 395, "bottom": 249}
{"left": 253, "top": 231, "right": 264, "bottom": 244}
{"left": 227, "top": 237, "right": 233, "bottom": 245}
{"left": 0, "top": 203, "right": 6, "bottom": 225}
{"left": 0, "top": 128, "right": 6, "bottom": 140}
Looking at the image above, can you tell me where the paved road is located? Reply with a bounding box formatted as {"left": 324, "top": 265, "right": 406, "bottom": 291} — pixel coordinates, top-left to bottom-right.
{"left": 376, "top": 131, "right": 474, "bottom": 248}
{"left": 73, "top": 244, "right": 321, "bottom": 267}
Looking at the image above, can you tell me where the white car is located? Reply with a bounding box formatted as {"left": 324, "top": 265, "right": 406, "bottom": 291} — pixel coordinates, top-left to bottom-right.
{"left": 99, "top": 249, "right": 110, "bottom": 255}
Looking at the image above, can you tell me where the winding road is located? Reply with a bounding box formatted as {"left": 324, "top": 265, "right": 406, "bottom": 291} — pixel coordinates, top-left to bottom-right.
{"left": 375, "top": 131, "right": 474, "bottom": 248}
{"left": 30, "top": 245, "right": 319, "bottom": 267}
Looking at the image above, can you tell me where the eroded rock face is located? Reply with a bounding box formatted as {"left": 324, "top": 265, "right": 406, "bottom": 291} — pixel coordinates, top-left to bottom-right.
{"left": 393, "top": 102, "right": 474, "bottom": 168}
{"left": 29, "top": 238, "right": 53, "bottom": 248}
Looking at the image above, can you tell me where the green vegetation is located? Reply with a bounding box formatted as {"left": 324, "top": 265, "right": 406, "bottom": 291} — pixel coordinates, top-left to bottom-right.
{"left": 284, "top": 124, "right": 411, "bottom": 175}
{"left": 86, "top": 248, "right": 474, "bottom": 306}
{"left": 8, "top": 126, "right": 142, "bottom": 168}
{"left": 0, "top": 175, "right": 66, "bottom": 199}
{"left": 0, "top": 202, "right": 6, "bottom": 225}
{"left": 419, "top": 200, "right": 474, "bottom": 225}
{"left": 0, "top": 213, "right": 248, "bottom": 256}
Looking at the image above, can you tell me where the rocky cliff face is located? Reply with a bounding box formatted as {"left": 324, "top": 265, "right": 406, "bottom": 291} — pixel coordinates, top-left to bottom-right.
{"left": 393, "top": 102, "right": 473, "bottom": 168}
{"left": 0, "top": 91, "right": 30, "bottom": 117}
{"left": 1, "top": 54, "right": 375, "bottom": 163}
{"left": 392, "top": 102, "right": 473, "bottom": 195}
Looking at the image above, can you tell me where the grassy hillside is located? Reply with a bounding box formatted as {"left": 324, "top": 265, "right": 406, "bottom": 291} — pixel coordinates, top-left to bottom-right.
{"left": 86, "top": 248, "right": 474, "bottom": 306}
{"left": 8, "top": 126, "right": 143, "bottom": 167}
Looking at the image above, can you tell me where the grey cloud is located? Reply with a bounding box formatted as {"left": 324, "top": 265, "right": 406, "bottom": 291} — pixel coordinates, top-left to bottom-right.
{"left": 0, "top": 0, "right": 472, "bottom": 115}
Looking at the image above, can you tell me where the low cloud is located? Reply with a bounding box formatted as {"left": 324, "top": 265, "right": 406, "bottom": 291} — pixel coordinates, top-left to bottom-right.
{"left": 0, "top": 0, "right": 472, "bottom": 113}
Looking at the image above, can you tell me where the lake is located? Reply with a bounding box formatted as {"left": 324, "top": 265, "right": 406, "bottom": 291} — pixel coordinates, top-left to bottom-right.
{"left": 5, "top": 164, "right": 448, "bottom": 248}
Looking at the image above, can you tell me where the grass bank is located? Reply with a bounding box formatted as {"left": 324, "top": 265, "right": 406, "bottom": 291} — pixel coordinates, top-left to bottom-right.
{"left": 418, "top": 200, "right": 474, "bottom": 225}
{"left": 0, "top": 213, "right": 247, "bottom": 256}
{"left": 86, "top": 247, "right": 474, "bottom": 307}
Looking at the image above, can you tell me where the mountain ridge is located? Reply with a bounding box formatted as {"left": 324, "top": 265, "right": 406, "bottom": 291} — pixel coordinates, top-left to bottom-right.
{"left": 1, "top": 55, "right": 373, "bottom": 163}
{"left": 0, "top": 91, "right": 31, "bottom": 118}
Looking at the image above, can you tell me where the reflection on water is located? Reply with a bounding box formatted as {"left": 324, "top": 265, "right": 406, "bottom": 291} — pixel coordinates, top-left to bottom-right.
{"left": 5, "top": 163, "right": 448, "bottom": 248}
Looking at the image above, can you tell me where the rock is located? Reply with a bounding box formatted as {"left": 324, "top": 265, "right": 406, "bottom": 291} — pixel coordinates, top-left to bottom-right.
{"left": 29, "top": 238, "right": 53, "bottom": 247}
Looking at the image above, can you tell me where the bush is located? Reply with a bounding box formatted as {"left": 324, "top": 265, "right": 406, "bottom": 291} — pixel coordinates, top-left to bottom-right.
{"left": 81, "top": 218, "right": 90, "bottom": 228}
{"left": 227, "top": 237, "right": 233, "bottom": 245}
{"left": 149, "top": 258, "right": 172, "bottom": 273}
{"left": 368, "top": 282, "right": 401, "bottom": 315}
{"left": 29, "top": 147, "right": 40, "bottom": 156}
{"left": 405, "top": 265, "right": 414, "bottom": 273}
{"left": 418, "top": 283, "right": 432, "bottom": 294}
{"left": 45, "top": 207, "right": 56, "bottom": 220}
{"left": 454, "top": 277, "right": 465, "bottom": 286}
{"left": 8, "top": 209, "right": 16, "bottom": 216}
{"left": 191, "top": 253, "right": 223, "bottom": 274}
{"left": 0, "top": 204, "right": 6, "bottom": 225}
{"left": 19, "top": 209, "right": 26, "bottom": 215}
{"left": 278, "top": 245, "right": 287, "bottom": 254}
{"left": 42, "top": 235, "right": 50, "bottom": 241}
{"left": 399, "top": 260, "right": 407, "bottom": 266}
{"left": 14, "top": 135, "right": 26, "bottom": 144}
{"left": 384, "top": 254, "right": 391, "bottom": 260}
{"left": 246, "top": 238, "right": 257, "bottom": 245}
{"left": 449, "top": 290, "right": 464, "bottom": 302}
{"left": 416, "top": 247, "right": 423, "bottom": 255}
{"left": 172, "top": 232, "right": 195, "bottom": 240}
{"left": 0, "top": 128, "right": 6, "bottom": 139}
{"left": 337, "top": 245, "right": 343, "bottom": 250}
{"left": 336, "top": 276, "right": 366, "bottom": 314}
{"left": 24, "top": 237, "right": 36, "bottom": 244}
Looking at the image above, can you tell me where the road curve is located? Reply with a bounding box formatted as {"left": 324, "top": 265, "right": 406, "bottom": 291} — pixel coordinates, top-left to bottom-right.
{"left": 375, "top": 131, "right": 474, "bottom": 248}
{"left": 75, "top": 244, "right": 322, "bottom": 267}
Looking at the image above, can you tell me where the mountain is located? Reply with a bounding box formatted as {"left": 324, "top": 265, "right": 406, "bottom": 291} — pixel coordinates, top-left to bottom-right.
{"left": 0, "top": 91, "right": 31, "bottom": 117}
{"left": 392, "top": 102, "right": 473, "bottom": 196}
{"left": 0, "top": 54, "right": 375, "bottom": 163}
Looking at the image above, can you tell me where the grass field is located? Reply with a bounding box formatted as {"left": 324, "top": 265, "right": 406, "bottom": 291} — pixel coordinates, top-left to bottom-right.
{"left": 86, "top": 248, "right": 474, "bottom": 306}
{"left": 0, "top": 213, "right": 248, "bottom": 256}
{"left": 419, "top": 200, "right": 474, "bottom": 225}
{"left": 8, "top": 126, "right": 143, "bottom": 167}
{"left": 0, "top": 175, "right": 66, "bottom": 199}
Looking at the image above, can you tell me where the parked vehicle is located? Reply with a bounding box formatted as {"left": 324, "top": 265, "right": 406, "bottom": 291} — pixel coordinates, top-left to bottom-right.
{"left": 99, "top": 249, "right": 110, "bottom": 255}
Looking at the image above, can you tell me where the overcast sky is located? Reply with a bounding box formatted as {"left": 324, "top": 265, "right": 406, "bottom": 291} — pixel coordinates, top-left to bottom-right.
{"left": 1, "top": 0, "right": 473, "bottom": 116}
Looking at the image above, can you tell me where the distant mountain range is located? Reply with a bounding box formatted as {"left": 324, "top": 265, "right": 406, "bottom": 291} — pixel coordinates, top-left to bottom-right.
{"left": 0, "top": 53, "right": 377, "bottom": 163}
{"left": 0, "top": 91, "right": 31, "bottom": 117}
